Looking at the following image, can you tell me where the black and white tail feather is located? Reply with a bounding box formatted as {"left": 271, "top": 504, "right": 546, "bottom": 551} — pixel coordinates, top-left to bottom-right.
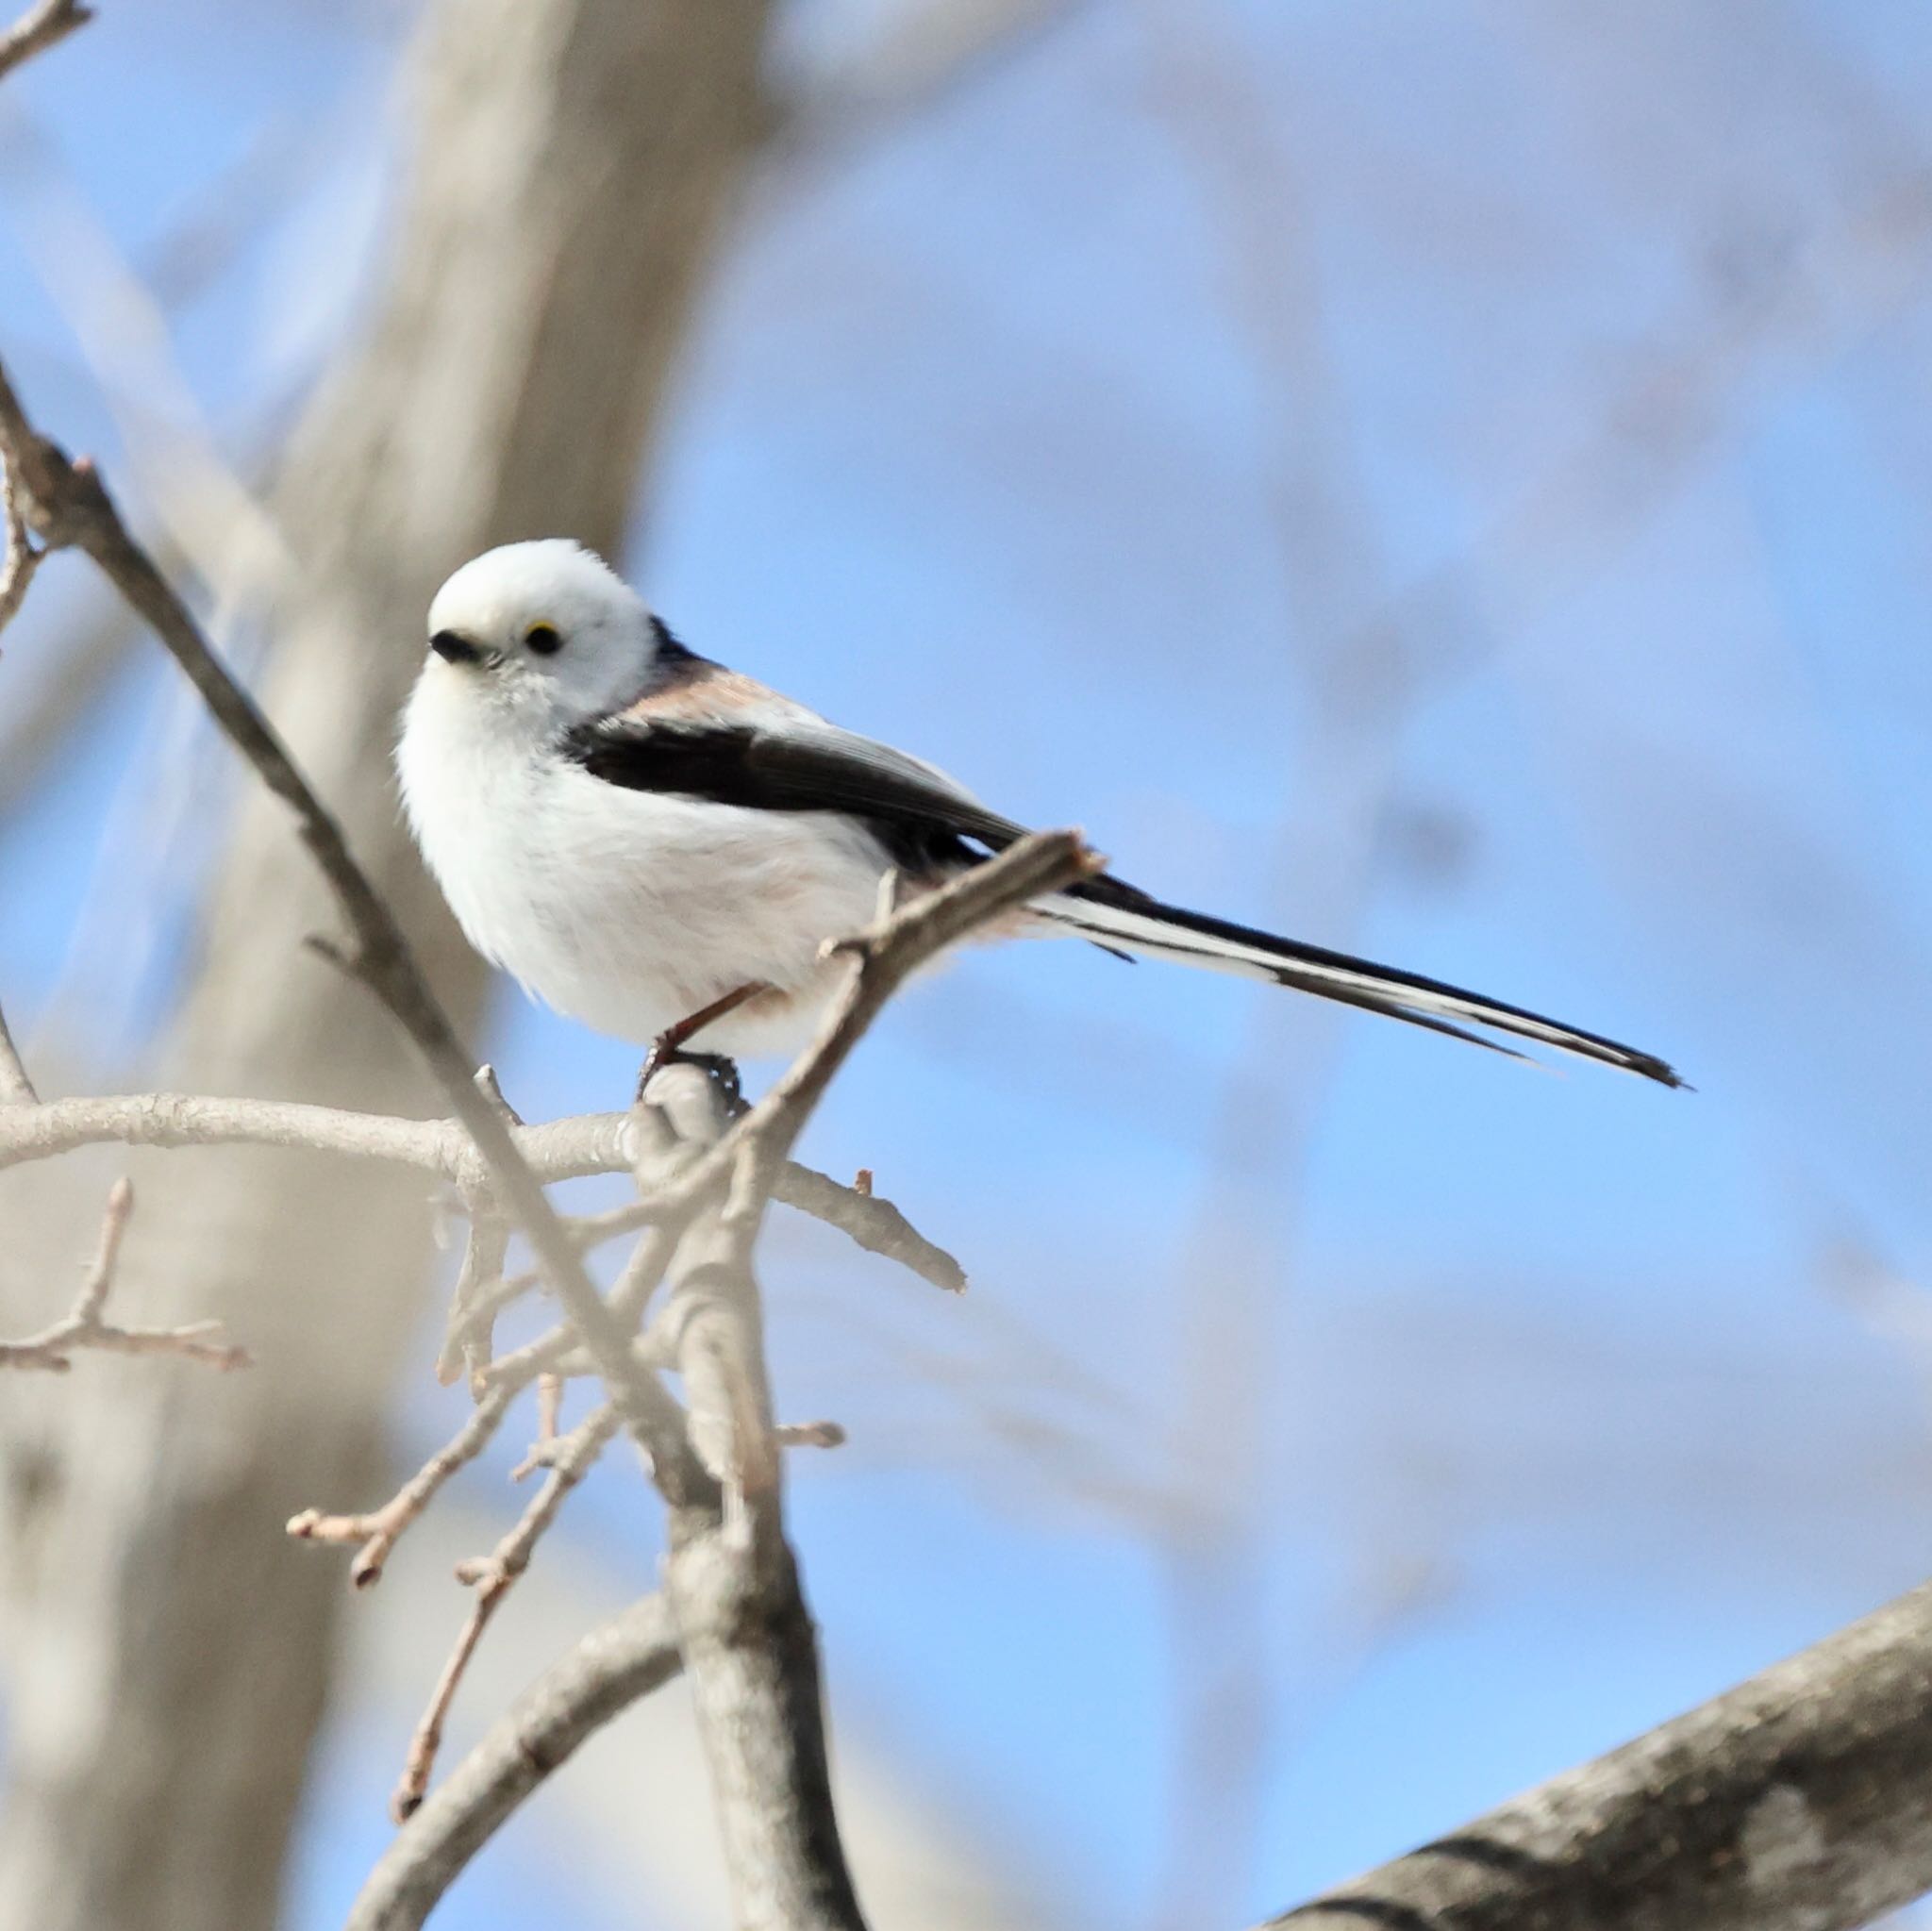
{"left": 1040, "top": 878, "right": 1682, "bottom": 1086}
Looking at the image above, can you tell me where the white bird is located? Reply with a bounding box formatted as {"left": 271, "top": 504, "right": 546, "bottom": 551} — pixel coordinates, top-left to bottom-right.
{"left": 398, "top": 540, "right": 1682, "bottom": 1089}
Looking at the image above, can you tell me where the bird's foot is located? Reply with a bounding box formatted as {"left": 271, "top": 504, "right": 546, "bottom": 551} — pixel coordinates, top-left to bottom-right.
{"left": 636, "top": 1042, "right": 743, "bottom": 1111}
{"left": 633, "top": 982, "right": 767, "bottom": 1108}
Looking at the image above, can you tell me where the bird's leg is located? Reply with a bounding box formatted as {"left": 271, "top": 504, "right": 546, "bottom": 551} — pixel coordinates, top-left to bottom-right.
{"left": 635, "top": 981, "right": 768, "bottom": 1104}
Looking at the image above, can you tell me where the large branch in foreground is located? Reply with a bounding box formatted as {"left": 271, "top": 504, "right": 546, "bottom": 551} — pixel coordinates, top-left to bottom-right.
{"left": 620, "top": 1064, "right": 865, "bottom": 1931}
{"left": 1265, "top": 1573, "right": 1932, "bottom": 1931}
{"left": 346, "top": 1594, "right": 682, "bottom": 1931}
{"left": 650, "top": 840, "right": 1096, "bottom": 1931}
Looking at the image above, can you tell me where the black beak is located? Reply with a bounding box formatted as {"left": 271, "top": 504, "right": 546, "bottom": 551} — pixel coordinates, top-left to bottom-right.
{"left": 429, "top": 629, "right": 484, "bottom": 665}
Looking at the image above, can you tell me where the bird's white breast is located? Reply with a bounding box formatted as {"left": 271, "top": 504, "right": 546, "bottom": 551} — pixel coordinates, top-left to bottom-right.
{"left": 397, "top": 670, "right": 888, "bottom": 1055}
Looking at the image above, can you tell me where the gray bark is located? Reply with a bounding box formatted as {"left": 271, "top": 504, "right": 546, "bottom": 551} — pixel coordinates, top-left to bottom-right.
{"left": 0, "top": 5, "right": 771, "bottom": 1929}
{"left": 1266, "top": 1574, "right": 1932, "bottom": 1931}
{"left": 648, "top": 1061, "right": 871, "bottom": 1931}
{"left": 666, "top": 1512, "right": 869, "bottom": 1931}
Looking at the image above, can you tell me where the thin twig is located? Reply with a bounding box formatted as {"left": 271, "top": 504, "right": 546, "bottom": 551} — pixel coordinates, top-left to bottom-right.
{"left": 0, "top": 453, "right": 43, "bottom": 636}
{"left": 468, "top": 1238, "right": 673, "bottom": 1395}
{"left": 429, "top": 1065, "right": 525, "bottom": 1378}
{"left": 391, "top": 1405, "right": 619, "bottom": 1823}
{"left": 439, "top": 1265, "right": 539, "bottom": 1387}
{"left": 0, "top": 0, "right": 91, "bottom": 87}
{"left": 0, "top": 992, "right": 37, "bottom": 1105}
{"left": 774, "top": 1420, "right": 845, "bottom": 1449}
{"left": 736, "top": 832, "right": 1100, "bottom": 1195}
{"left": 0, "top": 1178, "right": 249, "bottom": 1372}
{"left": 774, "top": 1160, "right": 965, "bottom": 1292}
{"left": 345, "top": 1593, "right": 681, "bottom": 1931}
{"left": 286, "top": 1384, "right": 518, "bottom": 1589}
{"left": 507, "top": 1373, "right": 566, "bottom": 1481}
{"left": 437, "top": 1208, "right": 509, "bottom": 1389}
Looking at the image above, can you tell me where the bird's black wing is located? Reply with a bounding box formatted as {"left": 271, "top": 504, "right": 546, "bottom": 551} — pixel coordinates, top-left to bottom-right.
{"left": 562, "top": 713, "right": 1033, "bottom": 873}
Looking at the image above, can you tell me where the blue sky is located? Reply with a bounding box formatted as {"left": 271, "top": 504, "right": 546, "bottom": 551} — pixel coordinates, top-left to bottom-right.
{"left": 7, "top": 3, "right": 1932, "bottom": 1926}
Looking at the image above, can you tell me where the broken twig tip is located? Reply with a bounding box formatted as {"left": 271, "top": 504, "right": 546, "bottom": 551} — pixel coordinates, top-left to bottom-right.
{"left": 777, "top": 1419, "right": 847, "bottom": 1450}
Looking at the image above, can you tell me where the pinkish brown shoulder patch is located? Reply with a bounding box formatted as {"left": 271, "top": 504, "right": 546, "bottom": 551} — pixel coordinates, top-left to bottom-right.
{"left": 617, "top": 662, "right": 808, "bottom": 726}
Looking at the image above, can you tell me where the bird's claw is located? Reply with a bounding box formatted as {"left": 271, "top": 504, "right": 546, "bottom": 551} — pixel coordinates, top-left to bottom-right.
{"left": 636, "top": 1043, "right": 742, "bottom": 1110}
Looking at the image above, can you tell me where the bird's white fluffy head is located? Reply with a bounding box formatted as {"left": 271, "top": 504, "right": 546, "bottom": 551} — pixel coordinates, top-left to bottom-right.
{"left": 421, "top": 540, "right": 658, "bottom": 729}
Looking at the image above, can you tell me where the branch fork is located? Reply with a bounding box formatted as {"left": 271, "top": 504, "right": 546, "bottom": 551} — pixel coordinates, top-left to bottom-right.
{"left": 286, "top": 1384, "right": 515, "bottom": 1588}
{"left": 0, "top": 1178, "right": 249, "bottom": 1373}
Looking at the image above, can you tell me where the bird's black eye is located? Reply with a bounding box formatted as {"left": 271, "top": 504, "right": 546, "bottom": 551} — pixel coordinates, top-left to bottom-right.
{"left": 525, "top": 623, "right": 562, "bottom": 656}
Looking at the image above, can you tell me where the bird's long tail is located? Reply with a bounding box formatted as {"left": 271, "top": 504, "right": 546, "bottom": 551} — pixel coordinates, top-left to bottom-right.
{"left": 1038, "top": 877, "right": 1683, "bottom": 1088}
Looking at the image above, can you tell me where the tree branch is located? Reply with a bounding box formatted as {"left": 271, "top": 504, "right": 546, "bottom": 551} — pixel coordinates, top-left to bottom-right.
{"left": 0, "top": 0, "right": 90, "bottom": 86}
{"left": 729, "top": 830, "right": 1102, "bottom": 1194}
{"left": 0, "top": 450, "right": 44, "bottom": 634}
{"left": 344, "top": 1593, "right": 682, "bottom": 1931}
{"left": 562, "top": 1158, "right": 971, "bottom": 1297}
{"left": 391, "top": 1404, "right": 621, "bottom": 1822}
{"left": 0, "top": 1092, "right": 964, "bottom": 1293}
{"left": 772, "top": 1159, "right": 966, "bottom": 1291}
{"left": 285, "top": 1384, "right": 519, "bottom": 1589}
{"left": 1264, "top": 1573, "right": 1932, "bottom": 1931}
{"left": 0, "top": 1177, "right": 248, "bottom": 1373}
{"left": 626, "top": 841, "right": 1092, "bottom": 1931}
{"left": 647, "top": 1069, "right": 865, "bottom": 1931}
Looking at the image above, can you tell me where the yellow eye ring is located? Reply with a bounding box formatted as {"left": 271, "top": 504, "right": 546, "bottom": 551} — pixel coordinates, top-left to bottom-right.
{"left": 525, "top": 623, "right": 562, "bottom": 656}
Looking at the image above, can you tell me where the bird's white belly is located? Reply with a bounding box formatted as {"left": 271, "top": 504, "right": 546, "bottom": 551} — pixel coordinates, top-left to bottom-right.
{"left": 410, "top": 753, "right": 888, "bottom": 1057}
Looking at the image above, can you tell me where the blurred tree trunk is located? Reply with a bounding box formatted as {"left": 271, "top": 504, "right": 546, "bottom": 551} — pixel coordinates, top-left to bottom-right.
{"left": 0, "top": 5, "right": 771, "bottom": 1928}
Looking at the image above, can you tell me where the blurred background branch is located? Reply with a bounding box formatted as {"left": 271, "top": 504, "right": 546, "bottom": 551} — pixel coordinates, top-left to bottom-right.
{"left": 1269, "top": 1573, "right": 1932, "bottom": 1931}
{"left": 0, "top": 0, "right": 87, "bottom": 86}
